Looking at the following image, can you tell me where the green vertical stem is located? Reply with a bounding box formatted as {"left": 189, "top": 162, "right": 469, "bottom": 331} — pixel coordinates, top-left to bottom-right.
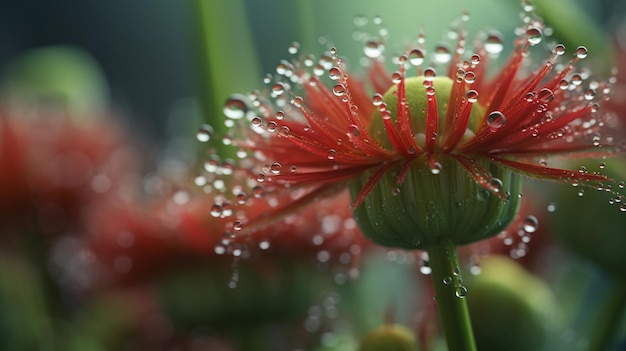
{"left": 587, "top": 278, "right": 626, "bottom": 351}
{"left": 426, "top": 241, "right": 477, "bottom": 351}
{"left": 192, "top": 0, "right": 261, "bottom": 155}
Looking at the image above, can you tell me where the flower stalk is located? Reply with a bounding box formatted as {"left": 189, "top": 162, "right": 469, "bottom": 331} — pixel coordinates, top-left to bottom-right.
{"left": 426, "top": 241, "right": 477, "bottom": 351}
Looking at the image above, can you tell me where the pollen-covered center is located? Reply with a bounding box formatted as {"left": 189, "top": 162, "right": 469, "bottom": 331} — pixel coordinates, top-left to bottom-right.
{"left": 368, "top": 76, "right": 483, "bottom": 152}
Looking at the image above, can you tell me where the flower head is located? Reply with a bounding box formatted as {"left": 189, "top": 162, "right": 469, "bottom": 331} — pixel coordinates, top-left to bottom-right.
{"left": 212, "top": 9, "right": 616, "bottom": 251}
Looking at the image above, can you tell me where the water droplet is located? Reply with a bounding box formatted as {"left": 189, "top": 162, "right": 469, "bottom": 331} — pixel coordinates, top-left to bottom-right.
{"left": 391, "top": 187, "right": 400, "bottom": 196}
{"left": 259, "top": 240, "right": 271, "bottom": 250}
{"left": 419, "top": 260, "right": 432, "bottom": 275}
{"left": 223, "top": 95, "right": 249, "bottom": 119}
{"left": 391, "top": 71, "right": 402, "bottom": 84}
{"left": 523, "top": 215, "right": 539, "bottom": 233}
{"left": 571, "top": 74, "right": 583, "bottom": 86}
{"left": 443, "top": 276, "right": 453, "bottom": 285}
{"left": 553, "top": 44, "right": 566, "bottom": 56}
{"left": 578, "top": 189, "right": 585, "bottom": 197}
{"left": 538, "top": 88, "right": 554, "bottom": 103}
{"left": 464, "top": 71, "right": 476, "bottom": 84}
{"left": 424, "top": 68, "right": 437, "bottom": 81}
{"left": 433, "top": 44, "right": 452, "bottom": 63}
{"left": 288, "top": 41, "right": 300, "bottom": 55}
{"left": 364, "top": 39, "right": 384, "bottom": 58}
{"left": 620, "top": 203, "right": 626, "bottom": 212}
{"left": 599, "top": 162, "right": 606, "bottom": 169}
{"left": 593, "top": 135, "right": 601, "bottom": 147}
{"left": 327, "top": 149, "right": 337, "bottom": 160}
{"left": 487, "top": 111, "right": 507, "bottom": 130}
{"left": 235, "top": 192, "right": 248, "bottom": 204}
{"left": 210, "top": 204, "right": 222, "bottom": 218}
{"left": 196, "top": 124, "right": 214, "bottom": 142}
{"left": 292, "top": 96, "right": 304, "bottom": 108}
{"left": 408, "top": 49, "right": 425, "bottom": 66}
{"left": 526, "top": 27, "right": 542, "bottom": 45}
{"left": 490, "top": 178, "right": 503, "bottom": 192}
{"left": 272, "top": 82, "right": 285, "bottom": 95}
{"left": 347, "top": 124, "right": 360, "bottom": 137}
{"left": 372, "top": 93, "right": 384, "bottom": 106}
{"left": 455, "top": 285, "right": 468, "bottom": 298}
{"left": 584, "top": 89, "right": 596, "bottom": 101}
{"left": 576, "top": 46, "right": 588, "bottom": 59}
{"left": 485, "top": 32, "right": 504, "bottom": 55}
{"left": 470, "top": 54, "right": 481, "bottom": 65}
{"left": 466, "top": 90, "right": 478, "bottom": 103}
{"left": 430, "top": 162, "right": 442, "bottom": 174}
{"left": 270, "top": 162, "right": 282, "bottom": 174}
{"left": 233, "top": 220, "right": 244, "bottom": 231}
{"left": 333, "top": 84, "right": 346, "bottom": 96}
{"left": 275, "top": 111, "right": 285, "bottom": 120}
{"left": 329, "top": 67, "right": 342, "bottom": 80}
{"left": 278, "top": 125, "right": 290, "bottom": 137}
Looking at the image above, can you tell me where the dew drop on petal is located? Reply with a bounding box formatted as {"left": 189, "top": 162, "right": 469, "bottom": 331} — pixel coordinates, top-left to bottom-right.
{"left": 275, "top": 110, "right": 285, "bottom": 120}
{"left": 272, "top": 82, "right": 285, "bottom": 95}
{"left": 210, "top": 204, "right": 223, "bottom": 218}
{"left": 372, "top": 93, "right": 384, "bottom": 106}
{"left": 487, "top": 111, "right": 507, "bottom": 130}
{"left": 576, "top": 46, "right": 588, "bottom": 59}
{"left": 391, "top": 71, "right": 402, "bottom": 84}
{"left": 327, "top": 149, "right": 337, "bottom": 160}
{"left": 443, "top": 276, "right": 453, "bottom": 285}
{"left": 270, "top": 162, "right": 283, "bottom": 175}
{"left": 466, "top": 90, "right": 478, "bottom": 103}
{"left": 455, "top": 285, "right": 468, "bottom": 298}
{"left": 329, "top": 67, "right": 342, "bottom": 80}
{"left": 470, "top": 54, "right": 481, "bottom": 65}
{"left": 333, "top": 84, "right": 346, "bottom": 96}
{"left": 553, "top": 43, "right": 566, "bottom": 56}
{"left": 347, "top": 124, "right": 361, "bottom": 137}
{"left": 464, "top": 71, "right": 476, "bottom": 84}
{"left": 196, "top": 124, "right": 214, "bottom": 142}
{"left": 424, "top": 68, "right": 437, "bottom": 81}
{"left": 526, "top": 27, "right": 542, "bottom": 45}
{"left": 523, "top": 215, "right": 539, "bottom": 233}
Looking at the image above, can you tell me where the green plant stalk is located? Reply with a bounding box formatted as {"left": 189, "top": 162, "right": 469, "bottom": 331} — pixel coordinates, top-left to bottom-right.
{"left": 192, "top": 0, "right": 261, "bottom": 156}
{"left": 426, "top": 241, "right": 477, "bottom": 351}
{"left": 587, "top": 278, "right": 626, "bottom": 351}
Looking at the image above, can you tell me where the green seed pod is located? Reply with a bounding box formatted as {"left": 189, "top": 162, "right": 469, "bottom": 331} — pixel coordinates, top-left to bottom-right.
{"left": 350, "top": 76, "right": 522, "bottom": 250}
{"left": 359, "top": 324, "right": 419, "bottom": 351}
{"left": 466, "top": 255, "right": 554, "bottom": 351}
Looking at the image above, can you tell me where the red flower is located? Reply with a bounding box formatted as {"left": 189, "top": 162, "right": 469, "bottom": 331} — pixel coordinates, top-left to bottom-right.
{"left": 215, "top": 14, "right": 616, "bottom": 248}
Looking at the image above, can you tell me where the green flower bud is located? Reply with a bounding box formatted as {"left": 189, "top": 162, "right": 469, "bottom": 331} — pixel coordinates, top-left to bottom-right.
{"left": 466, "top": 256, "right": 554, "bottom": 351}
{"left": 350, "top": 77, "right": 522, "bottom": 250}
{"left": 359, "top": 324, "right": 419, "bottom": 351}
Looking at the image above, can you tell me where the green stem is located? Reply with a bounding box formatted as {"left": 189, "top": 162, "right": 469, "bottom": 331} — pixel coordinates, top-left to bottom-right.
{"left": 426, "top": 241, "right": 477, "bottom": 351}
{"left": 191, "top": 0, "right": 261, "bottom": 156}
{"left": 587, "top": 278, "right": 626, "bottom": 351}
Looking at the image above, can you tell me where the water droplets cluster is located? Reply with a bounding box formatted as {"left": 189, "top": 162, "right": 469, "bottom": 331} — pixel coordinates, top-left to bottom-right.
{"left": 496, "top": 214, "right": 540, "bottom": 259}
